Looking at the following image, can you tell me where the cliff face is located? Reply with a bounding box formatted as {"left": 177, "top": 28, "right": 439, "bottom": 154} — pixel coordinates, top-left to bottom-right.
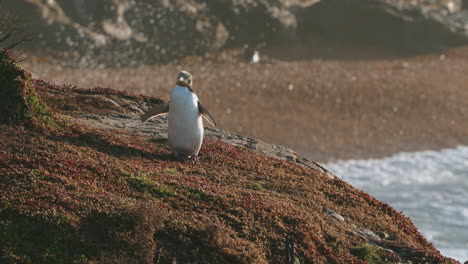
{"left": 0, "top": 59, "right": 459, "bottom": 262}
{"left": 4, "top": 0, "right": 468, "bottom": 65}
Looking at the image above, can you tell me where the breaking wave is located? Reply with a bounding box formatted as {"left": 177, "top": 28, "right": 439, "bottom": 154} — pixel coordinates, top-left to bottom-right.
{"left": 327, "top": 146, "right": 468, "bottom": 262}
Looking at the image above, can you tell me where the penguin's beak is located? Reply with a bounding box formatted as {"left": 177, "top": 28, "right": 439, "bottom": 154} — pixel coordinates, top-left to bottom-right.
{"left": 178, "top": 77, "right": 190, "bottom": 87}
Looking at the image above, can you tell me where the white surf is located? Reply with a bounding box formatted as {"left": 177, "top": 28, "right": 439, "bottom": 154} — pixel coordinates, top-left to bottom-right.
{"left": 326, "top": 146, "right": 468, "bottom": 262}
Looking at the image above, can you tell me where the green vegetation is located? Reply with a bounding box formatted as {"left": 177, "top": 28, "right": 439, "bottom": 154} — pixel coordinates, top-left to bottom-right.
{"left": 0, "top": 50, "right": 56, "bottom": 128}
{"left": 251, "top": 180, "right": 267, "bottom": 191}
{"left": 164, "top": 167, "right": 178, "bottom": 175}
{"left": 351, "top": 243, "right": 383, "bottom": 263}
{"left": 121, "top": 171, "right": 177, "bottom": 198}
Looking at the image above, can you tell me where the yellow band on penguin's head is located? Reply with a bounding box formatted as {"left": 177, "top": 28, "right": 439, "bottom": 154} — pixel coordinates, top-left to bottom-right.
{"left": 177, "top": 71, "right": 192, "bottom": 87}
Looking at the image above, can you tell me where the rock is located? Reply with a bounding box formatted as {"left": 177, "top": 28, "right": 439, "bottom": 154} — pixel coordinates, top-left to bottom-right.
{"left": 5, "top": 0, "right": 468, "bottom": 65}
{"left": 4, "top": 0, "right": 108, "bottom": 51}
{"left": 4, "top": 0, "right": 317, "bottom": 61}
{"left": 299, "top": 0, "right": 468, "bottom": 50}
{"left": 203, "top": 0, "right": 300, "bottom": 43}
{"left": 118, "top": 0, "right": 229, "bottom": 63}
{"left": 356, "top": 228, "right": 382, "bottom": 243}
{"left": 367, "top": 0, "right": 468, "bottom": 41}
{"left": 376, "top": 231, "right": 390, "bottom": 239}
{"left": 4, "top": 0, "right": 229, "bottom": 66}
{"left": 4, "top": 0, "right": 315, "bottom": 65}
{"left": 323, "top": 207, "right": 345, "bottom": 221}
{"left": 92, "top": 114, "right": 336, "bottom": 176}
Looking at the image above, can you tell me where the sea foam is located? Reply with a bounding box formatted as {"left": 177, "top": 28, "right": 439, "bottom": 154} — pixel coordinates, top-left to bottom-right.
{"left": 326, "top": 146, "right": 468, "bottom": 262}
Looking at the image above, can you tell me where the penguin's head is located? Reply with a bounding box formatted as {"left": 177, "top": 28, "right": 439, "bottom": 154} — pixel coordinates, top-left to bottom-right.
{"left": 176, "top": 71, "right": 192, "bottom": 88}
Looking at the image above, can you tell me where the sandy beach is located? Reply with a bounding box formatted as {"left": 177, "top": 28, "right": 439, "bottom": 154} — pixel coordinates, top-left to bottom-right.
{"left": 21, "top": 41, "right": 468, "bottom": 162}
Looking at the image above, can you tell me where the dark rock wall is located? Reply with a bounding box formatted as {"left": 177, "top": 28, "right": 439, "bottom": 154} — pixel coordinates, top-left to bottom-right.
{"left": 299, "top": 0, "right": 465, "bottom": 52}
{"left": 3, "top": 0, "right": 468, "bottom": 65}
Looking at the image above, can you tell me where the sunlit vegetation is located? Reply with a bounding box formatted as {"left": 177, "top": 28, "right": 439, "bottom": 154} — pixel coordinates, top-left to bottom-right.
{"left": 0, "top": 54, "right": 457, "bottom": 262}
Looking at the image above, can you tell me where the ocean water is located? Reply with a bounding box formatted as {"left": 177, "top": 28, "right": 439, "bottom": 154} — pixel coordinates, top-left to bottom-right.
{"left": 326, "top": 146, "right": 468, "bottom": 263}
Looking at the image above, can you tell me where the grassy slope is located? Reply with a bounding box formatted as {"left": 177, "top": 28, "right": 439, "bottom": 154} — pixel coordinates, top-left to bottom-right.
{"left": 0, "top": 82, "right": 458, "bottom": 263}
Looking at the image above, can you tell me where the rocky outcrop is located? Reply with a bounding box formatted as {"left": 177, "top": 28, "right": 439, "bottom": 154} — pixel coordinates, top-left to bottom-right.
{"left": 6, "top": 0, "right": 229, "bottom": 65}
{"left": 365, "top": 0, "right": 468, "bottom": 33}
{"left": 201, "top": 0, "right": 314, "bottom": 44}
{"left": 299, "top": 0, "right": 468, "bottom": 50}
{"left": 4, "top": 0, "right": 318, "bottom": 65}
{"left": 33, "top": 79, "right": 334, "bottom": 178}
{"left": 4, "top": 0, "right": 468, "bottom": 64}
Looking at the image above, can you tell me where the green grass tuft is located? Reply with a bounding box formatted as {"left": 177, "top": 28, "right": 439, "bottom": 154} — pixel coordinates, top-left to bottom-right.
{"left": 251, "top": 180, "right": 267, "bottom": 191}
{"left": 164, "top": 167, "right": 178, "bottom": 175}
{"left": 350, "top": 243, "right": 383, "bottom": 263}
{"left": 121, "top": 171, "right": 176, "bottom": 198}
{"left": 0, "top": 50, "right": 57, "bottom": 128}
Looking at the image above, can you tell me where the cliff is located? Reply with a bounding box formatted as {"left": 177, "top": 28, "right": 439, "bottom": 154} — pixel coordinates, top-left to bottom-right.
{"left": 0, "top": 52, "right": 459, "bottom": 263}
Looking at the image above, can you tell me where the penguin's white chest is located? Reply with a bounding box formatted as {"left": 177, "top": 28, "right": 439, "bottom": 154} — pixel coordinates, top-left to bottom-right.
{"left": 168, "top": 85, "right": 204, "bottom": 156}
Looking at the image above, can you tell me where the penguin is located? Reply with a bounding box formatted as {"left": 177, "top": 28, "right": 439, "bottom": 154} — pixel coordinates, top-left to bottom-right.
{"left": 141, "top": 71, "right": 216, "bottom": 164}
{"left": 250, "top": 50, "right": 260, "bottom": 64}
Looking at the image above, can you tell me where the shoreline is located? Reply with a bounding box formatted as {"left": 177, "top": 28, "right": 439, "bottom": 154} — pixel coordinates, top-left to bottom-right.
{"left": 21, "top": 44, "right": 468, "bottom": 163}
{"left": 325, "top": 144, "right": 468, "bottom": 263}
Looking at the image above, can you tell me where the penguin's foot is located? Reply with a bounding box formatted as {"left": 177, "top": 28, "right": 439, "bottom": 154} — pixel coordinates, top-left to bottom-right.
{"left": 189, "top": 155, "right": 198, "bottom": 165}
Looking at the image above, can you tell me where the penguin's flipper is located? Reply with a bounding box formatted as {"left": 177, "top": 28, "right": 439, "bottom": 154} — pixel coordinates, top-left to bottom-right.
{"left": 198, "top": 101, "right": 216, "bottom": 128}
{"left": 141, "top": 102, "right": 169, "bottom": 122}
